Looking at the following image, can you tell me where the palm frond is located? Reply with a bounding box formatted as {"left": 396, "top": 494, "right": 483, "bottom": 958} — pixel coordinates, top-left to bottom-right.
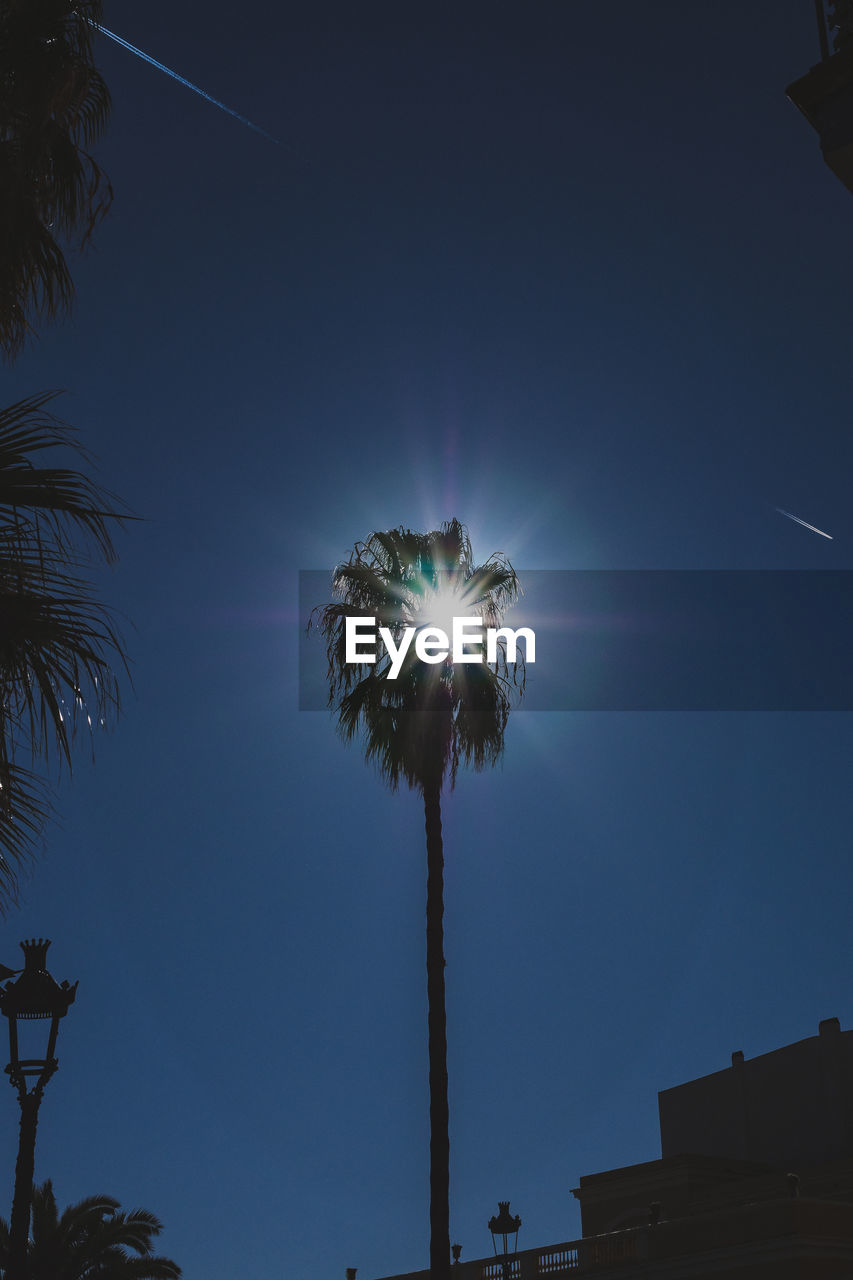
{"left": 29, "top": 1179, "right": 61, "bottom": 1253}
{"left": 18, "top": 1180, "right": 180, "bottom": 1280}
{"left": 0, "top": 393, "right": 130, "bottom": 895}
{"left": 0, "top": 759, "right": 50, "bottom": 902}
{"left": 0, "top": 391, "right": 129, "bottom": 561}
{"left": 0, "top": 0, "right": 112, "bottom": 359}
{"left": 108, "top": 1258, "right": 182, "bottom": 1280}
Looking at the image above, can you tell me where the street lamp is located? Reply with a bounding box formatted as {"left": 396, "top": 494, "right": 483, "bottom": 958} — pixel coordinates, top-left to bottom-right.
{"left": 0, "top": 939, "right": 77, "bottom": 1280}
{"left": 488, "top": 1201, "right": 521, "bottom": 1280}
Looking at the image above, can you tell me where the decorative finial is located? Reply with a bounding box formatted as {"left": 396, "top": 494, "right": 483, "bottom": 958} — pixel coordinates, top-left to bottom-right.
{"left": 20, "top": 939, "right": 51, "bottom": 972}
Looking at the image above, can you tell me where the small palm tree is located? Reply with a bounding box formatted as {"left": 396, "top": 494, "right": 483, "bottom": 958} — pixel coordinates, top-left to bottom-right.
{"left": 312, "top": 519, "right": 524, "bottom": 1280}
{"left": 0, "top": 0, "right": 112, "bottom": 359}
{"left": 0, "top": 1179, "right": 180, "bottom": 1280}
{"left": 0, "top": 390, "right": 129, "bottom": 900}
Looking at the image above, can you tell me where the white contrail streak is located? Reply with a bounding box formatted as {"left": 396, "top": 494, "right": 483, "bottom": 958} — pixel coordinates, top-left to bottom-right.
{"left": 94, "top": 23, "right": 283, "bottom": 147}
{"left": 775, "top": 507, "right": 834, "bottom": 540}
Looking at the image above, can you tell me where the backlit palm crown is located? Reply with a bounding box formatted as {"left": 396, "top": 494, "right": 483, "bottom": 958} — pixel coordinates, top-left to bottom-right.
{"left": 312, "top": 519, "right": 524, "bottom": 791}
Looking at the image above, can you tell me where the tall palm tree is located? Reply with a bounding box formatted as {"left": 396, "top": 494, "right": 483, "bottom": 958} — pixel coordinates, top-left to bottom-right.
{"left": 0, "top": 0, "right": 112, "bottom": 359}
{"left": 0, "top": 1179, "right": 180, "bottom": 1280}
{"left": 312, "top": 519, "right": 524, "bottom": 1280}
{"left": 0, "top": 390, "right": 128, "bottom": 901}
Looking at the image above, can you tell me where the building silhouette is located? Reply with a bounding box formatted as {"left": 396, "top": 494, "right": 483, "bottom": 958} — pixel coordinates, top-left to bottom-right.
{"left": 377, "top": 1019, "right": 853, "bottom": 1279}
{"left": 787, "top": 1, "right": 853, "bottom": 194}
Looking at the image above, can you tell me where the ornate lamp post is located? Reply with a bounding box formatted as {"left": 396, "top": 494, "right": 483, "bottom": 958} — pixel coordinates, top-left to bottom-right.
{"left": 0, "top": 940, "right": 77, "bottom": 1280}
{"left": 488, "top": 1201, "right": 521, "bottom": 1280}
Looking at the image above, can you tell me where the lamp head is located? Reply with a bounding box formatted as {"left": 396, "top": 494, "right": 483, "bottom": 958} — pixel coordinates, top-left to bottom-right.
{"left": 0, "top": 940, "right": 77, "bottom": 1088}
{"left": 488, "top": 1201, "right": 521, "bottom": 1258}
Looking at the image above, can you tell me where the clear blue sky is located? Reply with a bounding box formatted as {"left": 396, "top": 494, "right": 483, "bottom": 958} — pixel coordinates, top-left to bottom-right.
{"left": 3, "top": 3, "right": 853, "bottom": 1278}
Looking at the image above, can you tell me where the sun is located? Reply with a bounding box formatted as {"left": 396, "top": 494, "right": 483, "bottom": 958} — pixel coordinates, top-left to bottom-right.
{"left": 417, "top": 587, "right": 464, "bottom": 635}
{"left": 406, "top": 574, "right": 480, "bottom": 650}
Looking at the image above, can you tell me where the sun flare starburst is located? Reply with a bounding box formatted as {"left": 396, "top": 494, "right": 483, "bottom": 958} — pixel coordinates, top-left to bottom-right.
{"left": 409, "top": 577, "right": 477, "bottom": 644}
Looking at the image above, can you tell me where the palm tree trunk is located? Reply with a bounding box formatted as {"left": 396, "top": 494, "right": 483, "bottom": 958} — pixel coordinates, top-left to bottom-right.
{"left": 424, "top": 776, "right": 450, "bottom": 1280}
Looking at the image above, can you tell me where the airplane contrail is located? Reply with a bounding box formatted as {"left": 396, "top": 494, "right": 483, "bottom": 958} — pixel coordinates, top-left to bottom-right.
{"left": 775, "top": 507, "right": 834, "bottom": 540}
{"left": 94, "top": 23, "right": 284, "bottom": 148}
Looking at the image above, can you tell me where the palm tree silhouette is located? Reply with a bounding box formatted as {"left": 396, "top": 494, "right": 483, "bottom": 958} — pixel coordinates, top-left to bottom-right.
{"left": 0, "top": 1179, "right": 180, "bottom": 1279}
{"left": 312, "top": 519, "right": 524, "bottom": 1280}
{"left": 0, "top": 390, "right": 129, "bottom": 899}
{"left": 0, "top": 0, "right": 112, "bottom": 359}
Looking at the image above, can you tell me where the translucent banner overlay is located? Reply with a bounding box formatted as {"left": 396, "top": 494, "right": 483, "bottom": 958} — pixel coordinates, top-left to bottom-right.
{"left": 299, "top": 570, "right": 853, "bottom": 711}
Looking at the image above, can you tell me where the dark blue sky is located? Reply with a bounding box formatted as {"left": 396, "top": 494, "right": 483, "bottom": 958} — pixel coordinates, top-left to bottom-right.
{"left": 3, "top": 3, "right": 853, "bottom": 1277}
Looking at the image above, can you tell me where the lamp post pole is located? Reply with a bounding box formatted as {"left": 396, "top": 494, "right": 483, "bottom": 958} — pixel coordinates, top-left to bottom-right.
{"left": 0, "top": 940, "right": 77, "bottom": 1280}
{"left": 8, "top": 1066, "right": 54, "bottom": 1280}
